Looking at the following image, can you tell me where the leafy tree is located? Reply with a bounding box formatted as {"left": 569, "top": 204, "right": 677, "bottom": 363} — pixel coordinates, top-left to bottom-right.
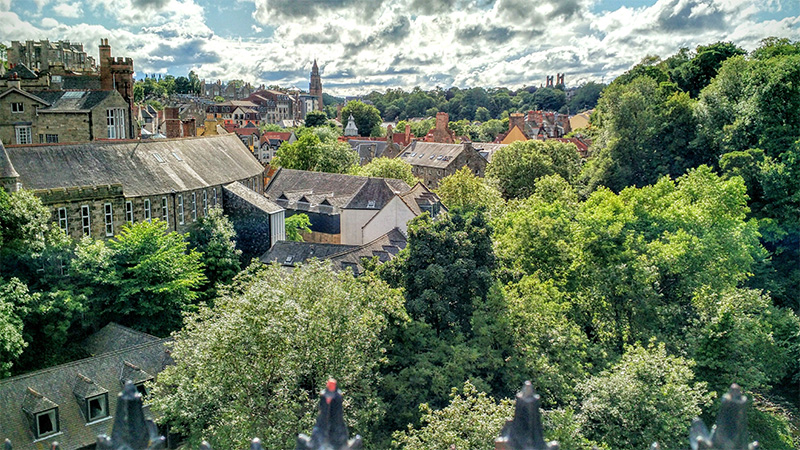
{"left": 273, "top": 131, "right": 358, "bottom": 174}
{"left": 532, "top": 87, "right": 567, "bottom": 111}
{"left": 669, "top": 42, "right": 746, "bottom": 97}
{"left": 72, "top": 220, "right": 205, "bottom": 336}
{"left": 341, "top": 101, "right": 382, "bottom": 137}
{"left": 187, "top": 207, "right": 241, "bottom": 300}
{"left": 133, "top": 83, "right": 144, "bottom": 103}
{"left": 474, "top": 106, "right": 491, "bottom": 122}
{"left": 0, "top": 278, "right": 28, "bottom": 378}
{"left": 285, "top": 213, "right": 311, "bottom": 241}
{"left": 487, "top": 140, "right": 582, "bottom": 199}
{"left": 259, "top": 122, "right": 284, "bottom": 133}
{"left": 352, "top": 157, "right": 418, "bottom": 186}
{"left": 567, "top": 82, "right": 605, "bottom": 112}
{"left": 174, "top": 76, "right": 192, "bottom": 94}
{"left": 392, "top": 381, "right": 514, "bottom": 450}
{"left": 304, "top": 110, "right": 328, "bottom": 127}
{"left": 577, "top": 343, "right": 713, "bottom": 450}
{"left": 150, "top": 261, "right": 405, "bottom": 450}
{"left": 435, "top": 167, "right": 504, "bottom": 217}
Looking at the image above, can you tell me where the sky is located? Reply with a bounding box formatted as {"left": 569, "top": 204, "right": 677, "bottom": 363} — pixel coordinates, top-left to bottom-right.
{"left": 1, "top": 0, "right": 799, "bottom": 96}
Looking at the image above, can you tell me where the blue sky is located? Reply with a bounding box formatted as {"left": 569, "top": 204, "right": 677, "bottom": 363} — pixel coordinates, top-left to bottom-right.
{"left": 1, "top": 0, "right": 799, "bottom": 95}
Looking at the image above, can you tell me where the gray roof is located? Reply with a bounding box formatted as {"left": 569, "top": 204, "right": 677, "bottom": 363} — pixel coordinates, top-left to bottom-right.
{"left": 0, "top": 339, "right": 169, "bottom": 450}
{"left": 7, "top": 134, "right": 264, "bottom": 198}
{"left": 397, "top": 182, "right": 443, "bottom": 215}
{"left": 32, "top": 90, "right": 117, "bottom": 112}
{"left": 4, "top": 64, "right": 38, "bottom": 80}
{"left": 349, "top": 140, "right": 389, "bottom": 160}
{"left": 260, "top": 228, "right": 407, "bottom": 274}
{"left": 60, "top": 75, "right": 102, "bottom": 91}
{"left": 265, "top": 168, "right": 411, "bottom": 213}
{"left": 223, "top": 181, "right": 283, "bottom": 214}
{"left": 1, "top": 139, "right": 20, "bottom": 178}
{"left": 82, "top": 323, "right": 159, "bottom": 357}
{"left": 471, "top": 143, "right": 507, "bottom": 162}
{"left": 399, "top": 142, "right": 470, "bottom": 169}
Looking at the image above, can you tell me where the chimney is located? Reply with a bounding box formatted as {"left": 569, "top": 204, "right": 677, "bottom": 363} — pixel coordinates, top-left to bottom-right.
{"left": 99, "top": 39, "right": 112, "bottom": 91}
{"left": 404, "top": 124, "right": 411, "bottom": 145}
{"left": 509, "top": 113, "right": 524, "bottom": 132}
{"left": 7, "top": 72, "right": 20, "bottom": 89}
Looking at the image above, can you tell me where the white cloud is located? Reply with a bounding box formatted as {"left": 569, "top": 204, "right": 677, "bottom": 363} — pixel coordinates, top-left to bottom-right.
{"left": 53, "top": 1, "right": 83, "bottom": 18}
{"left": 41, "top": 17, "right": 59, "bottom": 27}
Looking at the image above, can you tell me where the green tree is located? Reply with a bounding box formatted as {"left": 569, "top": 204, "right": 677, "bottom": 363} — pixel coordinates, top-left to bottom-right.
{"left": 341, "top": 101, "right": 382, "bottom": 137}
{"left": 304, "top": 110, "right": 328, "bottom": 127}
{"left": 567, "top": 82, "right": 605, "bottom": 112}
{"left": 72, "top": 220, "right": 205, "bottom": 336}
{"left": 187, "top": 207, "right": 241, "bottom": 300}
{"left": 434, "top": 167, "right": 504, "bottom": 217}
{"left": 150, "top": 261, "right": 405, "bottom": 450}
{"left": 285, "top": 213, "right": 311, "bottom": 241}
{"left": 273, "top": 132, "right": 358, "bottom": 174}
{"left": 577, "top": 343, "right": 713, "bottom": 450}
{"left": 352, "top": 157, "right": 418, "bottom": 186}
{"left": 669, "top": 41, "right": 746, "bottom": 98}
{"left": 487, "top": 140, "right": 582, "bottom": 199}
{"left": 0, "top": 278, "right": 28, "bottom": 378}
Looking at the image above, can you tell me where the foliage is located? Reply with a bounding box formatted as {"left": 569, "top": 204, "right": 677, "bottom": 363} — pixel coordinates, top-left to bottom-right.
{"left": 0, "top": 278, "right": 28, "bottom": 377}
{"left": 304, "top": 110, "right": 328, "bottom": 127}
{"left": 273, "top": 130, "right": 358, "bottom": 174}
{"left": 187, "top": 207, "right": 241, "bottom": 300}
{"left": 487, "top": 139, "right": 582, "bottom": 199}
{"left": 568, "top": 82, "right": 605, "bottom": 112}
{"left": 434, "top": 167, "right": 504, "bottom": 217}
{"left": 392, "top": 381, "right": 514, "bottom": 450}
{"left": 669, "top": 42, "right": 746, "bottom": 97}
{"left": 150, "top": 261, "right": 405, "bottom": 450}
{"left": 341, "top": 100, "right": 382, "bottom": 137}
{"left": 71, "top": 220, "right": 205, "bottom": 336}
{"left": 351, "top": 157, "right": 418, "bottom": 186}
{"left": 577, "top": 342, "right": 713, "bottom": 450}
{"left": 285, "top": 213, "right": 311, "bottom": 242}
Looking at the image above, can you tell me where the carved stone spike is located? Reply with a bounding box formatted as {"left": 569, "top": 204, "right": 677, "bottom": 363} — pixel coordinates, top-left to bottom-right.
{"left": 50, "top": 443, "right": 60, "bottom": 450}
{"left": 296, "top": 379, "right": 363, "bottom": 450}
{"left": 250, "top": 438, "right": 263, "bottom": 450}
{"left": 687, "top": 384, "right": 757, "bottom": 450}
{"left": 4, "top": 439, "right": 11, "bottom": 450}
{"left": 495, "top": 381, "right": 558, "bottom": 450}
{"left": 199, "top": 441, "right": 212, "bottom": 450}
{"left": 109, "top": 380, "right": 165, "bottom": 450}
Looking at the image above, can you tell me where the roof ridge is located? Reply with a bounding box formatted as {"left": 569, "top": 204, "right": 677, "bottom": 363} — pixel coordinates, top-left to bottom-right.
{"left": 0, "top": 339, "right": 169, "bottom": 387}
{"left": 326, "top": 227, "right": 403, "bottom": 259}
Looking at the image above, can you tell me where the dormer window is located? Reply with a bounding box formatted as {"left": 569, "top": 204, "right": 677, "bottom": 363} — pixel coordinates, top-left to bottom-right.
{"left": 36, "top": 409, "right": 58, "bottom": 438}
{"left": 134, "top": 382, "right": 149, "bottom": 398}
{"left": 73, "top": 373, "right": 110, "bottom": 423}
{"left": 86, "top": 394, "right": 109, "bottom": 421}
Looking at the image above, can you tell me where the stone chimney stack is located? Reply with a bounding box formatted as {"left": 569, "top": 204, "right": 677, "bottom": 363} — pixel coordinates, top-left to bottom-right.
{"left": 99, "top": 39, "right": 112, "bottom": 91}
{"left": 509, "top": 113, "right": 524, "bottom": 132}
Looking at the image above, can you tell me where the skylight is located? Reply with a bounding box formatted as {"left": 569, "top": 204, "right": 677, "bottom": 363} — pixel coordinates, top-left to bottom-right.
{"left": 171, "top": 152, "right": 183, "bottom": 161}
{"left": 153, "top": 153, "right": 165, "bottom": 163}
{"left": 62, "top": 91, "right": 85, "bottom": 98}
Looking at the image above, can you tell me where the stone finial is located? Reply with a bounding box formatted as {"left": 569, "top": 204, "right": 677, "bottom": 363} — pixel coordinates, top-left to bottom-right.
{"left": 685, "top": 385, "right": 758, "bottom": 450}
{"left": 296, "top": 379, "right": 363, "bottom": 450}
{"left": 199, "top": 442, "right": 212, "bottom": 450}
{"left": 49, "top": 443, "right": 60, "bottom": 450}
{"left": 495, "top": 381, "right": 558, "bottom": 450}
{"left": 97, "top": 381, "right": 165, "bottom": 450}
{"left": 4, "top": 439, "right": 12, "bottom": 450}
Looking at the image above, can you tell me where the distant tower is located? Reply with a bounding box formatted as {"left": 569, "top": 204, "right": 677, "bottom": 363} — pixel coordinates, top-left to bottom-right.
{"left": 344, "top": 115, "right": 359, "bottom": 136}
{"left": 309, "top": 60, "right": 323, "bottom": 111}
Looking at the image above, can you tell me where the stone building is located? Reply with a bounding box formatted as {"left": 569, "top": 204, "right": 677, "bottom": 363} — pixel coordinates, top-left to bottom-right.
{"left": 1, "top": 134, "right": 285, "bottom": 252}
{"left": 7, "top": 40, "right": 96, "bottom": 73}
{"left": 397, "top": 141, "right": 487, "bottom": 188}
{"left": 309, "top": 59, "right": 323, "bottom": 111}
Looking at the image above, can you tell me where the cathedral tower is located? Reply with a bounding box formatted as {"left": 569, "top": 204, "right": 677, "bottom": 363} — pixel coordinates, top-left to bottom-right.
{"left": 309, "top": 60, "right": 323, "bottom": 111}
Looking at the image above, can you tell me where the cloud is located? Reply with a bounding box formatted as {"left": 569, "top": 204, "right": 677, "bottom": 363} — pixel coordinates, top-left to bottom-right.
{"left": 53, "top": 1, "right": 83, "bottom": 18}
{"left": 41, "top": 17, "right": 59, "bottom": 28}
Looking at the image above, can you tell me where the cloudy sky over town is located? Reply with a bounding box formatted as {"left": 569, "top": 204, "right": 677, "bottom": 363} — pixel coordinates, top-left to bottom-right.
{"left": 1, "top": 0, "right": 799, "bottom": 94}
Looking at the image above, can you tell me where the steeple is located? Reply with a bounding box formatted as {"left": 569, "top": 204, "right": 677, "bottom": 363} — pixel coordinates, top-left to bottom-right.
{"left": 0, "top": 138, "right": 21, "bottom": 193}
{"left": 309, "top": 60, "right": 323, "bottom": 111}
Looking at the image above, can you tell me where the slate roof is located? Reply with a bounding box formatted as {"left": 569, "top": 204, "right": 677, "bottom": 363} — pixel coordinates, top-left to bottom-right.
{"left": 260, "top": 228, "right": 407, "bottom": 274}
{"left": 60, "top": 75, "right": 102, "bottom": 91}
{"left": 4, "top": 64, "right": 38, "bottom": 80}
{"left": 31, "top": 90, "right": 117, "bottom": 112}
{"left": 82, "top": 323, "right": 160, "bottom": 356}
{"left": 349, "top": 140, "right": 389, "bottom": 160}
{"left": 398, "top": 142, "right": 469, "bottom": 169}
{"left": 471, "top": 143, "right": 507, "bottom": 162}
{"left": 223, "top": 181, "right": 283, "bottom": 214}
{"left": 0, "top": 339, "right": 169, "bottom": 450}
{"left": 1, "top": 139, "right": 20, "bottom": 178}
{"left": 397, "top": 182, "right": 443, "bottom": 215}
{"left": 6, "top": 134, "right": 264, "bottom": 198}
{"left": 265, "top": 168, "right": 410, "bottom": 213}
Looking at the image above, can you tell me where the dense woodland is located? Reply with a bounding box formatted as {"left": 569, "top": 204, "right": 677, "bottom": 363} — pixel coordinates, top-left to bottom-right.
{"left": 1, "top": 38, "right": 800, "bottom": 450}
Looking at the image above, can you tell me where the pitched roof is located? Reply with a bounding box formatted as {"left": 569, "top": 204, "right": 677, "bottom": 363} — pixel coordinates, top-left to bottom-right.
{"left": 0, "top": 339, "right": 169, "bottom": 450}
{"left": 471, "top": 142, "right": 508, "bottom": 162}
{"left": 223, "top": 181, "right": 283, "bottom": 214}
{"left": 60, "top": 75, "right": 102, "bottom": 91}
{"left": 32, "top": 90, "right": 117, "bottom": 112}
{"left": 4, "top": 64, "right": 38, "bottom": 80}
{"left": 6, "top": 134, "right": 264, "bottom": 198}
{"left": 398, "top": 142, "right": 470, "bottom": 169}
{"left": 0, "top": 86, "right": 51, "bottom": 105}
{"left": 265, "top": 168, "right": 410, "bottom": 213}
{"left": 82, "top": 323, "right": 159, "bottom": 356}
{"left": 397, "top": 182, "right": 443, "bottom": 215}
{"left": 260, "top": 241, "right": 359, "bottom": 266}
{"left": 1, "top": 139, "right": 20, "bottom": 178}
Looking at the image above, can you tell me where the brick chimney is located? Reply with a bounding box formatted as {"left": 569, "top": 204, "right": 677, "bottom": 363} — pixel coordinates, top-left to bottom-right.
{"left": 99, "top": 39, "right": 112, "bottom": 91}
{"left": 509, "top": 113, "right": 524, "bottom": 132}
{"left": 431, "top": 112, "right": 455, "bottom": 144}
{"left": 164, "top": 107, "right": 181, "bottom": 138}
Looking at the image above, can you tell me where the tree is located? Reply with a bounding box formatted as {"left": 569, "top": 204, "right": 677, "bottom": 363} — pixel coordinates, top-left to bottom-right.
{"left": 434, "top": 167, "right": 504, "bottom": 217}
{"left": 285, "top": 213, "right": 311, "bottom": 241}
{"left": 305, "top": 110, "right": 328, "bottom": 127}
{"left": 273, "top": 131, "right": 358, "bottom": 174}
{"left": 187, "top": 207, "right": 241, "bottom": 300}
{"left": 72, "top": 220, "right": 205, "bottom": 336}
{"left": 486, "top": 140, "right": 582, "bottom": 199}
{"left": 567, "top": 82, "right": 605, "bottom": 112}
{"left": 577, "top": 343, "right": 713, "bottom": 450}
{"left": 0, "top": 278, "right": 28, "bottom": 378}
{"left": 669, "top": 42, "right": 746, "bottom": 98}
{"left": 341, "top": 101, "right": 382, "bottom": 137}
{"left": 150, "top": 261, "right": 405, "bottom": 450}
{"left": 352, "top": 157, "right": 418, "bottom": 186}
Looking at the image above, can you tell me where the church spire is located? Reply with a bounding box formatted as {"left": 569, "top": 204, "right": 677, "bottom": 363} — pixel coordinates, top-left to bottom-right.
{"left": 309, "top": 59, "right": 323, "bottom": 111}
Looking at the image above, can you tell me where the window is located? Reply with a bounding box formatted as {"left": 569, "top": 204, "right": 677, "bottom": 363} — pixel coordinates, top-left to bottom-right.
{"left": 191, "top": 192, "right": 197, "bottom": 220}
{"left": 58, "top": 207, "right": 68, "bottom": 234}
{"left": 202, "top": 190, "right": 208, "bottom": 215}
{"left": 11, "top": 102, "right": 23, "bottom": 113}
{"left": 81, "top": 205, "right": 91, "bottom": 237}
{"left": 15, "top": 126, "right": 31, "bottom": 145}
{"left": 106, "top": 108, "right": 126, "bottom": 139}
{"left": 161, "top": 197, "right": 169, "bottom": 223}
{"left": 35, "top": 409, "right": 58, "bottom": 438}
{"left": 104, "top": 203, "right": 114, "bottom": 236}
{"left": 45, "top": 134, "right": 58, "bottom": 143}
{"left": 153, "top": 153, "right": 165, "bottom": 163}
{"left": 178, "top": 194, "right": 184, "bottom": 225}
{"left": 213, "top": 188, "right": 218, "bottom": 206}
{"left": 144, "top": 199, "right": 151, "bottom": 223}
{"left": 86, "top": 394, "right": 108, "bottom": 422}
{"left": 135, "top": 382, "right": 148, "bottom": 398}
{"left": 125, "top": 201, "right": 133, "bottom": 222}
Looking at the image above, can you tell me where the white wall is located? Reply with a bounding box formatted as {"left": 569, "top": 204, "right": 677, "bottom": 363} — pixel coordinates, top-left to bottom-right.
{"left": 361, "top": 196, "right": 416, "bottom": 243}
{"left": 340, "top": 208, "right": 379, "bottom": 245}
